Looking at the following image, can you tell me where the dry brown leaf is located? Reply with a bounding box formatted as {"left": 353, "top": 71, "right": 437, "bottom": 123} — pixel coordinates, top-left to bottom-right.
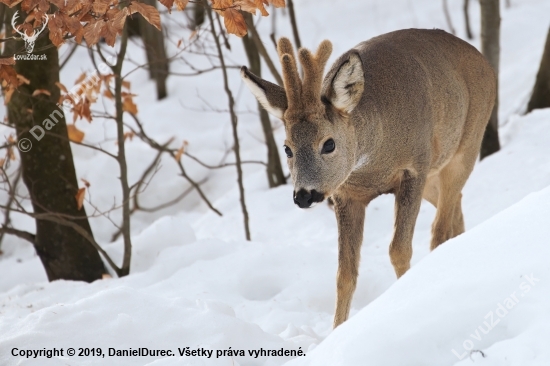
{"left": 75, "top": 187, "right": 86, "bottom": 210}
{"left": 48, "top": 13, "right": 65, "bottom": 48}
{"left": 103, "top": 88, "right": 114, "bottom": 99}
{"left": 101, "top": 21, "right": 119, "bottom": 47}
{"left": 67, "top": 124, "right": 85, "bottom": 142}
{"left": 32, "top": 89, "right": 51, "bottom": 97}
{"left": 83, "top": 19, "right": 106, "bottom": 46}
{"left": 81, "top": 178, "right": 91, "bottom": 187}
{"left": 73, "top": 99, "right": 92, "bottom": 122}
{"left": 121, "top": 80, "right": 131, "bottom": 89}
{"left": 0, "top": 66, "right": 20, "bottom": 89}
{"left": 0, "top": 57, "right": 15, "bottom": 66}
{"left": 123, "top": 131, "right": 134, "bottom": 141}
{"left": 174, "top": 0, "right": 189, "bottom": 11}
{"left": 174, "top": 144, "right": 184, "bottom": 162}
{"left": 234, "top": 0, "right": 266, "bottom": 15}
{"left": 37, "top": 0, "right": 49, "bottom": 12}
{"left": 128, "top": 2, "right": 161, "bottom": 31}
{"left": 7, "top": 146, "right": 16, "bottom": 161}
{"left": 222, "top": 8, "right": 247, "bottom": 37}
{"left": 122, "top": 96, "right": 138, "bottom": 114}
{"left": 2, "top": 0, "right": 24, "bottom": 7}
{"left": 61, "top": 12, "right": 85, "bottom": 44}
{"left": 158, "top": 0, "right": 174, "bottom": 12}
{"left": 24, "top": 12, "right": 35, "bottom": 23}
{"left": 74, "top": 72, "right": 87, "bottom": 84}
{"left": 106, "top": 7, "right": 129, "bottom": 33}
{"left": 268, "top": 0, "right": 285, "bottom": 7}
{"left": 55, "top": 81, "right": 68, "bottom": 93}
{"left": 92, "top": 0, "right": 110, "bottom": 16}
{"left": 4, "top": 88, "right": 15, "bottom": 105}
{"left": 16, "top": 74, "right": 30, "bottom": 85}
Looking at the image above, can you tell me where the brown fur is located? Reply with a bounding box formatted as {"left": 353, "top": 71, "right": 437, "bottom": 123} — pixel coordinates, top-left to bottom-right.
{"left": 241, "top": 29, "right": 496, "bottom": 328}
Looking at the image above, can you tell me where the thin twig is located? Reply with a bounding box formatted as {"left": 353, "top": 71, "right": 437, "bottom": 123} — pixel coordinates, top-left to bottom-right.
{"left": 244, "top": 16, "right": 283, "bottom": 86}
{"left": 110, "top": 24, "right": 132, "bottom": 276}
{"left": 206, "top": 0, "right": 251, "bottom": 240}
{"left": 127, "top": 113, "right": 223, "bottom": 216}
{"left": 287, "top": 0, "right": 302, "bottom": 49}
{"left": 443, "top": 0, "right": 456, "bottom": 35}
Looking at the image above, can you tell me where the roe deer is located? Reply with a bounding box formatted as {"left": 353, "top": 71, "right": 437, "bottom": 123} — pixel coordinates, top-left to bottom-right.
{"left": 241, "top": 29, "right": 496, "bottom": 328}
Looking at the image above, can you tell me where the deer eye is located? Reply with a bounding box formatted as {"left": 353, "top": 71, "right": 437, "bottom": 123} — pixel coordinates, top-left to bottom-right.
{"left": 284, "top": 145, "right": 293, "bottom": 158}
{"left": 322, "top": 139, "right": 335, "bottom": 154}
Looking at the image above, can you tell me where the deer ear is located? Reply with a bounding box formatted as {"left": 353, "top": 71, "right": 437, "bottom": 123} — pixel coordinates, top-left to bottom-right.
{"left": 325, "top": 53, "right": 364, "bottom": 114}
{"left": 241, "top": 66, "right": 288, "bottom": 120}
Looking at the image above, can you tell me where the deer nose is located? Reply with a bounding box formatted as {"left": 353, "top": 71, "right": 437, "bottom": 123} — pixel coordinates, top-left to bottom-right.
{"left": 294, "top": 189, "right": 312, "bottom": 208}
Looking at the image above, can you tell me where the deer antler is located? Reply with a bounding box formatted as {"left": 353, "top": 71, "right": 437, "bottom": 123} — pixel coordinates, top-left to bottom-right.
{"left": 277, "top": 37, "right": 333, "bottom": 115}
{"left": 299, "top": 41, "right": 332, "bottom": 107}
{"left": 277, "top": 37, "right": 301, "bottom": 112}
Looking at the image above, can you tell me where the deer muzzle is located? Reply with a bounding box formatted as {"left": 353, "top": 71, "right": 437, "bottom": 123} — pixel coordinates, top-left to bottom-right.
{"left": 294, "top": 189, "right": 325, "bottom": 209}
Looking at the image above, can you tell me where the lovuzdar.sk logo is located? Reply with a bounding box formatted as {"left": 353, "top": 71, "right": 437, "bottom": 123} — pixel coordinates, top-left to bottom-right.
{"left": 11, "top": 10, "right": 49, "bottom": 54}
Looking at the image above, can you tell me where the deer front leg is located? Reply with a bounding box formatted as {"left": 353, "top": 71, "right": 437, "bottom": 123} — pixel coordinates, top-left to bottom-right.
{"left": 389, "top": 170, "right": 426, "bottom": 278}
{"left": 332, "top": 195, "right": 366, "bottom": 328}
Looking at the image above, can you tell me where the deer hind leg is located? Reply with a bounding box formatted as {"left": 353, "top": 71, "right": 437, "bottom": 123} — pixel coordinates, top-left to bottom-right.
{"left": 430, "top": 153, "right": 472, "bottom": 250}
{"left": 389, "top": 170, "right": 426, "bottom": 279}
{"left": 423, "top": 173, "right": 466, "bottom": 237}
{"left": 332, "top": 195, "right": 366, "bottom": 328}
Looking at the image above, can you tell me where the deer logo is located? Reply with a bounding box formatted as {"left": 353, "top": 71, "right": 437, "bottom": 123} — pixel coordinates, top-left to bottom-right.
{"left": 242, "top": 30, "right": 496, "bottom": 328}
{"left": 11, "top": 11, "right": 49, "bottom": 54}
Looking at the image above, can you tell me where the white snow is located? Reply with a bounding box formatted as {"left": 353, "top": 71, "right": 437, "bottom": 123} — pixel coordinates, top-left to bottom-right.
{"left": 1, "top": 0, "right": 550, "bottom": 365}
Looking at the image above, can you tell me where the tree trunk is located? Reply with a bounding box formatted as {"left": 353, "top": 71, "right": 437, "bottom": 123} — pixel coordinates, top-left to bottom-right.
{"left": 527, "top": 27, "right": 550, "bottom": 112}
{"left": 5, "top": 11, "right": 106, "bottom": 282}
{"left": 479, "top": 0, "right": 501, "bottom": 159}
{"left": 138, "top": 0, "right": 169, "bottom": 100}
{"left": 242, "top": 14, "right": 286, "bottom": 188}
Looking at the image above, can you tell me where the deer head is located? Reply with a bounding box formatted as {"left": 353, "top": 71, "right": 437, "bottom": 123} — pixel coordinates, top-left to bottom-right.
{"left": 11, "top": 11, "right": 49, "bottom": 54}
{"left": 241, "top": 38, "right": 365, "bottom": 208}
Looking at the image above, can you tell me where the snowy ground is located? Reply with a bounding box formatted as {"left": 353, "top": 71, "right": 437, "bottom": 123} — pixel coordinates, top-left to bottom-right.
{"left": 1, "top": 0, "right": 549, "bottom": 365}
